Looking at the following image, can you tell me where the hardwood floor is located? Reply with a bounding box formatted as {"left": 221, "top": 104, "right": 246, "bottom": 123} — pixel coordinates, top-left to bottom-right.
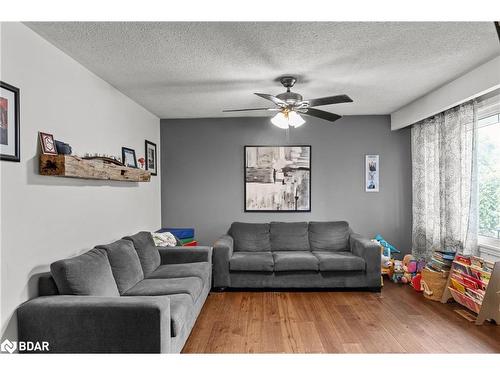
{"left": 182, "top": 281, "right": 500, "bottom": 353}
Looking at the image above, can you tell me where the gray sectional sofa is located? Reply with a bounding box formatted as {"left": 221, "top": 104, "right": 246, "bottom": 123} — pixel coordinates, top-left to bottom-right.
{"left": 213, "top": 221, "right": 381, "bottom": 290}
{"left": 17, "top": 232, "right": 212, "bottom": 353}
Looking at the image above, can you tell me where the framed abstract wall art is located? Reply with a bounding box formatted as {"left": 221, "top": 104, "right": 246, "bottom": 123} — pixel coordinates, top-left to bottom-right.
{"left": 0, "top": 81, "right": 20, "bottom": 162}
{"left": 365, "top": 154, "right": 379, "bottom": 192}
{"left": 244, "top": 145, "right": 311, "bottom": 212}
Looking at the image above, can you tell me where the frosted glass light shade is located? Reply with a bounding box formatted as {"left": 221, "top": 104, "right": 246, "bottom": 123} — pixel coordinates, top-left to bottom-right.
{"left": 271, "top": 111, "right": 306, "bottom": 129}
{"left": 288, "top": 111, "right": 305, "bottom": 128}
{"left": 271, "top": 112, "right": 289, "bottom": 129}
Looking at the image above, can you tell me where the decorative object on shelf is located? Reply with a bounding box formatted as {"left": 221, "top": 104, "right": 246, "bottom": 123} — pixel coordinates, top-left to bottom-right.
{"left": 39, "top": 132, "right": 57, "bottom": 155}
{"left": 39, "top": 154, "right": 150, "bottom": 182}
{"left": 55, "top": 140, "right": 72, "bottom": 155}
{"left": 0, "top": 81, "right": 20, "bottom": 162}
{"left": 365, "top": 154, "right": 379, "bottom": 192}
{"left": 138, "top": 157, "right": 145, "bottom": 169}
{"left": 121, "top": 147, "right": 137, "bottom": 168}
{"left": 145, "top": 140, "right": 157, "bottom": 176}
{"left": 82, "top": 155, "right": 124, "bottom": 166}
{"left": 244, "top": 145, "right": 311, "bottom": 212}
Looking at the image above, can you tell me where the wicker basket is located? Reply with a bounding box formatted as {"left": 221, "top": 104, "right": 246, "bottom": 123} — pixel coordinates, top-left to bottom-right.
{"left": 421, "top": 268, "right": 449, "bottom": 301}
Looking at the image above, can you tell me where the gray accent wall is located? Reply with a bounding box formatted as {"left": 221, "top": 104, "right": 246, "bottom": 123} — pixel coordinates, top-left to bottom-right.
{"left": 161, "top": 115, "right": 411, "bottom": 253}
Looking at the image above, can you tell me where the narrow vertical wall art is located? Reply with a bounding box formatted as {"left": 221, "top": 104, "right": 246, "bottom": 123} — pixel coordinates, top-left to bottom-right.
{"left": 365, "top": 154, "right": 379, "bottom": 192}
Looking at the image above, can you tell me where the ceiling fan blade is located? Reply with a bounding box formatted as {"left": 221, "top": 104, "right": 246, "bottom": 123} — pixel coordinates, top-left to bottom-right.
{"left": 254, "top": 93, "right": 288, "bottom": 107}
{"left": 302, "top": 108, "right": 342, "bottom": 122}
{"left": 305, "top": 94, "right": 353, "bottom": 107}
{"left": 222, "top": 107, "right": 278, "bottom": 112}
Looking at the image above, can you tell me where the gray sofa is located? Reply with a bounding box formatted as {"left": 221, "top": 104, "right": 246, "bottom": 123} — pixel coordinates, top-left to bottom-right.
{"left": 17, "top": 232, "right": 212, "bottom": 353}
{"left": 213, "top": 221, "right": 381, "bottom": 290}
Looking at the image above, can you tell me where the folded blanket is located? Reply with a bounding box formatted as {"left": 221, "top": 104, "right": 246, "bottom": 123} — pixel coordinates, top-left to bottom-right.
{"left": 158, "top": 227, "right": 194, "bottom": 240}
{"left": 151, "top": 232, "right": 177, "bottom": 247}
{"left": 179, "top": 237, "right": 195, "bottom": 245}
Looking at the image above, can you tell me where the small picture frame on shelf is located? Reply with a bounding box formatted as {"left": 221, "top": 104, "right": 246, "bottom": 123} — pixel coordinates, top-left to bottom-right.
{"left": 39, "top": 132, "right": 57, "bottom": 155}
{"left": 121, "top": 147, "right": 137, "bottom": 168}
{"left": 1, "top": 81, "right": 20, "bottom": 162}
{"left": 145, "top": 140, "right": 157, "bottom": 176}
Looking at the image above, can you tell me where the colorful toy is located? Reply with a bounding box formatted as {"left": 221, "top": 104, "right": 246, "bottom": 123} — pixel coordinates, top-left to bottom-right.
{"left": 391, "top": 260, "right": 405, "bottom": 283}
{"left": 400, "top": 254, "right": 414, "bottom": 283}
{"left": 411, "top": 273, "right": 423, "bottom": 291}
{"left": 416, "top": 259, "right": 426, "bottom": 273}
{"left": 400, "top": 254, "right": 427, "bottom": 286}
{"left": 374, "top": 234, "right": 400, "bottom": 259}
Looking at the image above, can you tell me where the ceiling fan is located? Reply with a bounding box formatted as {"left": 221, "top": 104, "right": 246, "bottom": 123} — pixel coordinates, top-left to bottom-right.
{"left": 223, "top": 76, "right": 353, "bottom": 129}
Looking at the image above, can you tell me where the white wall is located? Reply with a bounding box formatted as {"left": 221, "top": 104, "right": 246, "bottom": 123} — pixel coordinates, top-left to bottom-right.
{"left": 0, "top": 22, "right": 161, "bottom": 341}
{"left": 391, "top": 55, "right": 500, "bottom": 130}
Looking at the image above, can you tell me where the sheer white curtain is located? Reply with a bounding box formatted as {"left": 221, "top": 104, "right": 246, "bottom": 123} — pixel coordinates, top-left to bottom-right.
{"left": 411, "top": 101, "right": 478, "bottom": 259}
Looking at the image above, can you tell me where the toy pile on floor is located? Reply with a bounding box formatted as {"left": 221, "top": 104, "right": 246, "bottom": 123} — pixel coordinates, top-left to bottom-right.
{"left": 372, "top": 234, "right": 426, "bottom": 290}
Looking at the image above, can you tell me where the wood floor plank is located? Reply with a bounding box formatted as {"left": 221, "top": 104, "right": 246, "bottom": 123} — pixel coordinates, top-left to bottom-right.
{"left": 182, "top": 282, "right": 500, "bottom": 353}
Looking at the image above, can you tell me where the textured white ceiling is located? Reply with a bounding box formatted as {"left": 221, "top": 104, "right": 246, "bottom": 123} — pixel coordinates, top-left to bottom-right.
{"left": 26, "top": 22, "right": 500, "bottom": 119}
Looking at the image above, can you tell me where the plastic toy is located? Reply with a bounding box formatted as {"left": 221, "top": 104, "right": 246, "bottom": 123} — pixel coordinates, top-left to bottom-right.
{"left": 374, "top": 234, "right": 401, "bottom": 259}
{"left": 411, "top": 273, "right": 423, "bottom": 291}
{"left": 401, "top": 254, "right": 415, "bottom": 283}
{"left": 391, "top": 260, "right": 405, "bottom": 283}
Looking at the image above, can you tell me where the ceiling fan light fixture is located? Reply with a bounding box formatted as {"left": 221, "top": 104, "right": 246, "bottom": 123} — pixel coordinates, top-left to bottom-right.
{"left": 271, "top": 112, "right": 290, "bottom": 129}
{"left": 288, "top": 111, "right": 305, "bottom": 128}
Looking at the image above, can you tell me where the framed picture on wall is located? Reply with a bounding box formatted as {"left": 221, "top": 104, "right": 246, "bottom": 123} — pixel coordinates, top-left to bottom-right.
{"left": 244, "top": 145, "right": 311, "bottom": 212}
{"left": 145, "top": 140, "right": 157, "bottom": 176}
{"left": 0, "top": 81, "right": 20, "bottom": 162}
{"left": 365, "top": 154, "right": 379, "bottom": 192}
{"left": 122, "top": 147, "right": 137, "bottom": 168}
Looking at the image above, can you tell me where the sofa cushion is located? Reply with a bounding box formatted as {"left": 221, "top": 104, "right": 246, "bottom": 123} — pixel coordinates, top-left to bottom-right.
{"left": 96, "top": 239, "right": 144, "bottom": 294}
{"left": 309, "top": 221, "right": 351, "bottom": 252}
{"left": 123, "top": 277, "right": 203, "bottom": 301}
{"left": 230, "top": 252, "right": 274, "bottom": 272}
{"left": 270, "top": 222, "right": 310, "bottom": 251}
{"left": 50, "top": 248, "right": 119, "bottom": 296}
{"left": 166, "top": 294, "right": 194, "bottom": 338}
{"left": 147, "top": 262, "right": 210, "bottom": 282}
{"left": 313, "top": 251, "right": 366, "bottom": 271}
{"left": 123, "top": 232, "right": 161, "bottom": 277}
{"left": 229, "top": 222, "right": 271, "bottom": 252}
{"left": 273, "top": 251, "right": 319, "bottom": 271}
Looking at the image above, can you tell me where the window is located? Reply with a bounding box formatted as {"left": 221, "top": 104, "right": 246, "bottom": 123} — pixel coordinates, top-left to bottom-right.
{"left": 477, "top": 91, "right": 500, "bottom": 253}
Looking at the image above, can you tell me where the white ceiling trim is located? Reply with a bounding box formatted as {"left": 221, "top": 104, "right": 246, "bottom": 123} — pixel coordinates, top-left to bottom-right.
{"left": 391, "top": 56, "right": 500, "bottom": 130}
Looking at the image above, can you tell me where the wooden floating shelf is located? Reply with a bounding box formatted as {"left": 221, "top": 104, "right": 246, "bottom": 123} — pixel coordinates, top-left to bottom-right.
{"left": 39, "top": 154, "right": 151, "bottom": 182}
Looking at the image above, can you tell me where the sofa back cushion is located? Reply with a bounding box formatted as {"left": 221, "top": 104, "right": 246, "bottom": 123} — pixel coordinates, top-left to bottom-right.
{"left": 309, "top": 221, "right": 351, "bottom": 252}
{"left": 270, "top": 222, "right": 310, "bottom": 251}
{"left": 229, "top": 222, "right": 271, "bottom": 252}
{"left": 50, "top": 248, "right": 119, "bottom": 296}
{"left": 96, "top": 239, "right": 144, "bottom": 294}
{"left": 123, "top": 232, "right": 161, "bottom": 277}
